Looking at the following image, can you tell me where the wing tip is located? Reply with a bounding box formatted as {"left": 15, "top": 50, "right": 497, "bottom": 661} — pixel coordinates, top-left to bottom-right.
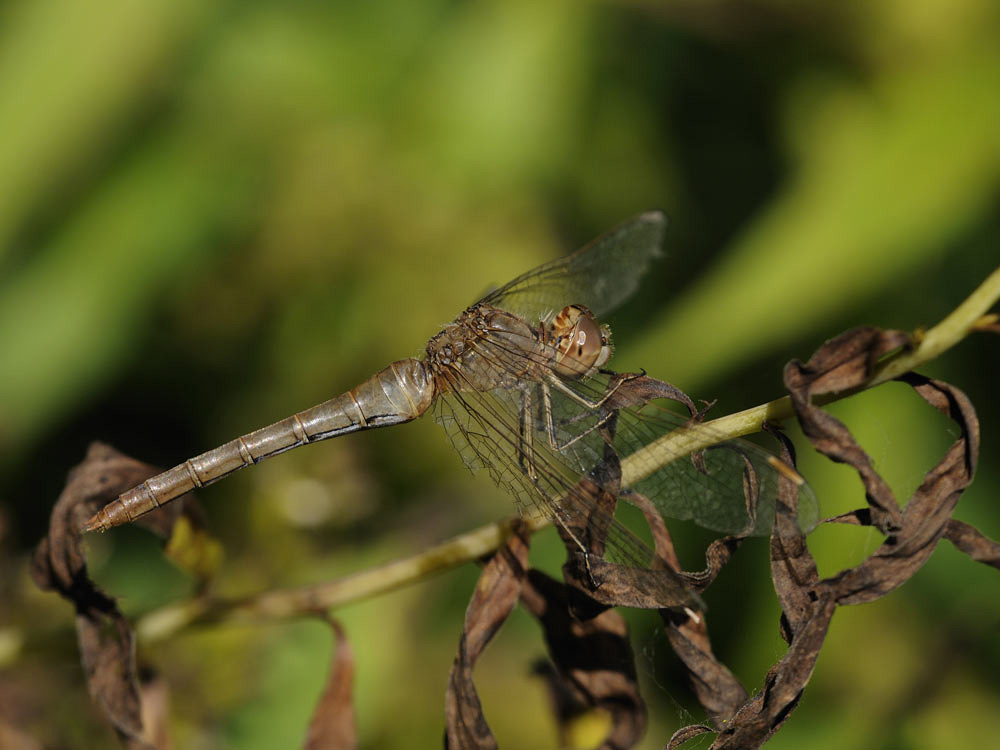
{"left": 639, "top": 209, "right": 667, "bottom": 226}
{"left": 637, "top": 210, "right": 668, "bottom": 256}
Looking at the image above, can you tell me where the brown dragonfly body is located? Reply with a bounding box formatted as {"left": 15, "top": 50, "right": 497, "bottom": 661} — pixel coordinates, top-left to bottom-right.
{"left": 85, "top": 212, "right": 815, "bottom": 579}
{"left": 85, "top": 303, "right": 602, "bottom": 531}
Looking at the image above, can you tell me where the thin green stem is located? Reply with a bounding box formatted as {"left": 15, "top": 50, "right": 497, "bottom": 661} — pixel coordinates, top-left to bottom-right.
{"left": 138, "top": 513, "right": 549, "bottom": 643}
{"left": 624, "top": 263, "right": 1000, "bottom": 486}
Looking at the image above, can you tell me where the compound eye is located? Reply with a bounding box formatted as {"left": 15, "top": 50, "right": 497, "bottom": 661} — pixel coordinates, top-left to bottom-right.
{"left": 553, "top": 306, "right": 608, "bottom": 378}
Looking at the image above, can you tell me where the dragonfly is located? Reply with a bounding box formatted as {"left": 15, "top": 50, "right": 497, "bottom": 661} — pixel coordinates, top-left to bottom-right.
{"left": 85, "top": 212, "right": 816, "bottom": 603}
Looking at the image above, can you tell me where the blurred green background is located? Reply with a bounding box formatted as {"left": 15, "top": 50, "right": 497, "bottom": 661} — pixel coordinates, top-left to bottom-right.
{"left": 2, "top": 0, "right": 999, "bottom": 748}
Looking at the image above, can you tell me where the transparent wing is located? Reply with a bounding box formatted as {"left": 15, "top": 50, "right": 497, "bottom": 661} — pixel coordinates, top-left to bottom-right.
{"left": 431, "top": 321, "right": 818, "bottom": 573}
{"left": 525, "top": 370, "right": 819, "bottom": 536}
{"left": 615, "top": 402, "right": 821, "bottom": 535}
{"left": 479, "top": 211, "right": 667, "bottom": 322}
{"left": 432, "top": 325, "right": 661, "bottom": 569}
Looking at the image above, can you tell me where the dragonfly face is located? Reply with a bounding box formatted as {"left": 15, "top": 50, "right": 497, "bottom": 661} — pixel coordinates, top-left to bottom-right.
{"left": 550, "top": 304, "right": 612, "bottom": 379}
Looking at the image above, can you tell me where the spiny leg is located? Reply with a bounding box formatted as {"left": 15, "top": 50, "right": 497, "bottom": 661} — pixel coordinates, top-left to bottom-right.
{"left": 544, "top": 368, "right": 635, "bottom": 411}
{"left": 515, "top": 385, "right": 593, "bottom": 563}
{"left": 540, "top": 378, "right": 619, "bottom": 454}
{"left": 517, "top": 387, "right": 538, "bottom": 482}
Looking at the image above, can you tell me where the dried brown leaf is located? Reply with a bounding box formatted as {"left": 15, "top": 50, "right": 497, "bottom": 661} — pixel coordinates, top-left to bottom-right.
{"left": 138, "top": 669, "right": 172, "bottom": 750}
{"left": 601, "top": 373, "right": 701, "bottom": 420}
{"left": 661, "top": 607, "right": 747, "bottom": 728}
{"left": 556, "top": 472, "right": 701, "bottom": 611}
{"left": 31, "top": 444, "right": 157, "bottom": 748}
{"left": 520, "top": 570, "right": 646, "bottom": 750}
{"left": 803, "top": 373, "right": 979, "bottom": 606}
{"left": 618, "top": 490, "right": 683, "bottom": 571}
{"left": 784, "top": 327, "right": 912, "bottom": 533}
{"left": 943, "top": 519, "right": 1000, "bottom": 567}
{"left": 665, "top": 723, "right": 713, "bottom": 749}
{"left": 303, "top": 618, "right": 357, "bottom": 750}
{"left": 674, "top": 328, "right": 983, "bottom": 749}
{"left": 763, "top": 426, "right": 819, "bottom": 642}
{"left": 710, "top": 598, "right": 836, "bottom": 748}
{"left": 31, "top": 443, "right": 204, "bottom": 749}
{"left": 445, "top": 524, "right": 532, "bottom": 750}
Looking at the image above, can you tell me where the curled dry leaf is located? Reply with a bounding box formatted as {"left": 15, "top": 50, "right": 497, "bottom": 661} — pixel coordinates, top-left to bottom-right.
{"left": 446, "top": 520, "right": 650, "bottom": 750}
{"left": 303, "top": 618, "right": 357, "bottom": 750}
{"left": 763, "top": 425, "right": 819, "bottom": 643}
{"left": 943, "top": 519, "right": 1000, "bottom": 567}
{"left": 711, "top": 598, "right": 837, "bottom": 749}
{"left": 812, "top": 373, "right": 978, "bottom": 606}
{"left": 445, "top": 524, "right": 532, "bottom": 750}
{"left": 661, "top": 606, "right": 747, "bottom": 729}
{"left": 599, "top": 373, "right": 702, "bottom": 420}
{"left": 786, "top": 331, "right": 981, "bottom": 606}
{"left": 520, "top": 570, "right": 646, "bottom": 750}
{"left": 684, "top": 429, "right": 828, "bottom": 748}
{"left": 138, "top": 669, "right": 172, "bottom": 750}
{"left": 668, "top": 326, "right": 987, "bottom": 749}
{"left": 662, "top": 430, "right": 804, "bottom": 736}
{"left": 31, "top": 444, "right": 159, "bottom": 748}
{"left": 665, "top": 723, "right": 714, "bottom": 750}
{"left": 554, "top": 443, "right": 701, "bottom": 612}
{"left": 30, "top": 443, "right": 204, "bottom": 749}
{"left": 784, "top": 327, "right": 912, "bottom": 535}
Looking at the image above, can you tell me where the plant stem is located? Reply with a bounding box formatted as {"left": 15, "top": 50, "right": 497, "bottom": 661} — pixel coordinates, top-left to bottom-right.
{"left": 139, "top": 514, "right": 549, "bottom": 643}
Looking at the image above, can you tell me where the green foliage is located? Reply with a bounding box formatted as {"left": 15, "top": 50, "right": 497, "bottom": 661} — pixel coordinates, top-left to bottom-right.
{"left": 2, "top": 0, "right": 999, "bottom": 748}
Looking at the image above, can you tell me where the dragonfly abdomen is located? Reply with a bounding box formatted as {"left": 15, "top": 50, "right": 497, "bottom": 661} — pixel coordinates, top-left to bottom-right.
{"left": 84, "top": 359, "right": 434, "bottom": 532}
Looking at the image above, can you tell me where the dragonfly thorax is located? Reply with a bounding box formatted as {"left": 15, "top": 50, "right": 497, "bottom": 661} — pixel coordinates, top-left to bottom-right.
{"left": 550, "top": 305, "right": 611, "bottom": 379}
{"left": 424, "top": 305, "right": 540, "bottom": 392}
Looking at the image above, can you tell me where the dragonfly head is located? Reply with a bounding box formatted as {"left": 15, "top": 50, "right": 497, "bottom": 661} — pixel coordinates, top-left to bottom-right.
{"left": 551, "top": 305, "right": 612, "bottom": 379}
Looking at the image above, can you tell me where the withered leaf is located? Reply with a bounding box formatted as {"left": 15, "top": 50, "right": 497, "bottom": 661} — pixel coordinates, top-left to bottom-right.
{"left": 520, "top": 570, "right": 646, "bottom": 750}
{"left": 556, "top": 467, "right": 701, "bottom": 612}
{"left": 303, "top": 618, "right": 357, "bottom": 750}
{"left": 31, "top": 443, "right": 205, "bottom": 749}
{"left": 667, "top": 428, "right": 809, "bottom": 739}
{"left": 600, "top": 373, "right": 702, "bottom": 420}
{"left": 673, "top": 327, "right": 984, "bottom": 748}
{"left": 763, "top": 425, "right": 819, "bottom": 642}
{"left": 710, "top": 598, "right": 837, "bottom": 748}
{"left": 784, "top": 327, "right": 912, "bottom": 534}
{"left": 805, "top": 373, "right": 979, "bottom": 606}
{"left": 943, "top": 519, "right": 1000, "bottom": 568}
{"left": 138, "top": 668, "right": 172, "bottom": 750}
{"left": 665, "top": 723, "right": 713, "bottom": 749}
{"left": 661, "top": 607, "right": 747, "bottom": 728}
{"left": 445, "top": 524, "right": 532, "bottom": 750}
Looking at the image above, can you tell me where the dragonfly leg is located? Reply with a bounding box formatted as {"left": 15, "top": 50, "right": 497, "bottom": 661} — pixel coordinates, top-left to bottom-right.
{"left": 517, "top": 389, "right": 538, "bottom": 482}
{"left": 512, "top": 387, "right": 599, "bottom": 563}
{"left": 544, "top": 369, "right": 634, "bottom": 411}
{"left": 539, "top": 379, "right": 618, "bottom": 453}
{"left": 549, "top": 502, "right": 594, "bottom": 565}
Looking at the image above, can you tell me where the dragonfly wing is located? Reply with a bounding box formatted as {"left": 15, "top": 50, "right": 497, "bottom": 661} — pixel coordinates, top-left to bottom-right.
{"left": 610, "top": 398, "right": 821, "bottom": 535}
{"left": 517, "top": 369, "right": 820, "bottom": 536}
{"left": 433, "top": 378, "right": 593, "bottom": 528}
{"left": 479, "top": 211, "right": 666, "bottom": 322}
{"left": 431, "top": 334, "right": 663, "bottom": 570}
